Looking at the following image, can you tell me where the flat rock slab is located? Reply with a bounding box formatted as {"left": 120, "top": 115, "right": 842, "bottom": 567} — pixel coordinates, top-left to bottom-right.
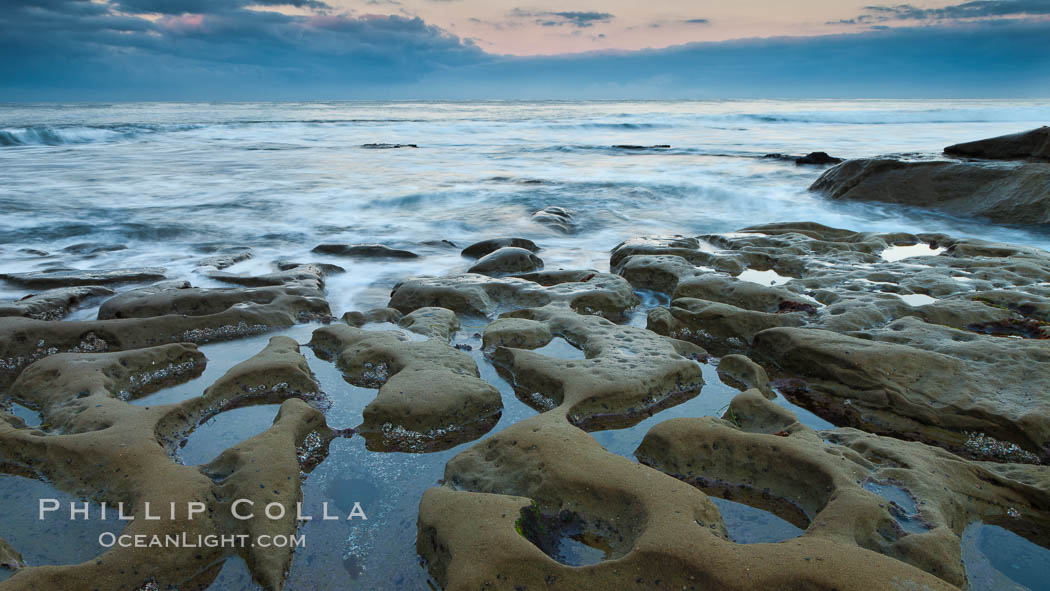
{"left": 389, "top": 270, "right": 639, "bottom": 321}
{"left": 0, "top": 268, "right": 167, "bottom": 288}
{"left": 311, "top": 244, "right": 419, "bottom": 259}
{"left": 0, "top": 286, "right": 114, "bottom": 321}
{"left": 1, "top": 269, "right": 331, "bottom": 389}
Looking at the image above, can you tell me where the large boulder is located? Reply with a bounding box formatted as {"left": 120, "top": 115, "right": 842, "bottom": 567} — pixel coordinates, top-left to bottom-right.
{"left": 945, "top": 126, "right": 1050, "bottom": 161}
{"left": 810, "top": 158, "right": 1050, "bottom": 224}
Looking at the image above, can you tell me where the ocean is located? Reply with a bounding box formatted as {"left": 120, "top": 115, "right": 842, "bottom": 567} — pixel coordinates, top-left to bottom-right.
{"left": 1, "top": 100, "right": 1049, "bottom": 589}
{"left": 3, "top": 100, "right": 1050, "bottom": 311}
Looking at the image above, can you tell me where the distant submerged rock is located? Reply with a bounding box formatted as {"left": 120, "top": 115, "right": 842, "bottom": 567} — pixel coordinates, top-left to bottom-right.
{"left": 794, "top": 151, "right": 843, "bottom": 165}
{"left": 810, "top": 127, "right": 1050, "bottom": 225}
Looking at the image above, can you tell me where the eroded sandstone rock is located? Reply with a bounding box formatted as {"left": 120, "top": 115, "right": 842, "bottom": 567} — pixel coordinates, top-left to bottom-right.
{"left": 461, "top": 238, "right": 540, "bottom": 260}
{"left": 310, "top": 321, "right": 500, "bottom": 452}
{"left": 0, "top": 337, "right": 334, "bottom": 590}
{"left": 467, "top": 247, "right": 544, "bottom": 277}
{"left": 0, "top": 286, "right": 114, "bottom": 321}
{"left": 388, "top": 270, "right": 639, "bottom": 321}
{"left": 0, "top": 268, "right": 167, "bottom": 289}
{"left": 1, "top": 270, "right": 331, "bottom": 389}
{"left": 613, "top": 222, "right": 1050, "bottom": 462}
{"left": 487, "top": 305, "right": 704, "bottom": 429}
{"left": 417, "top": 411, "right": 958, "bottom": 591}
{"left": 637, "top": 390, "right": 1050, "bottom": 588}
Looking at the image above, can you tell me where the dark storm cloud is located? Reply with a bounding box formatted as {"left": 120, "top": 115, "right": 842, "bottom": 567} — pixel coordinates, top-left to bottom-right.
{"left": 834, "top": 0, "right": 1050, "bottom": 24}
{"left": 509, "top": 9, "right": 614, "bottom": 28}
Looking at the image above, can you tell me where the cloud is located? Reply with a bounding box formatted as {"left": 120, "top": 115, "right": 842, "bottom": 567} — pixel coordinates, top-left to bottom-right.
{"left": 682, "top": 18, "right": 710, "bottom": 25}
{"left": 509, "top": 9, "right": 613, "bottom": 28}
{"left": 0, "top": 0, "right": 486, "bottom": 98}
{"left": 109, "top": 0, "right": 332, "bottom": 15}
{"left": 418, "top": 19, "right": 1050, "bottom": 99}
{"left": 834, "top": 0, "right": 1050, "bottom": 25}
{"left": 2, "top": 2, "right": 1048, "bottom": 99}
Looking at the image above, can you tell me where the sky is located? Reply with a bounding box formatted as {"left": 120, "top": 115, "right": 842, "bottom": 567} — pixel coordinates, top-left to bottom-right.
{"left": 2, "top": 0, "right": 1049, "bottom": 99}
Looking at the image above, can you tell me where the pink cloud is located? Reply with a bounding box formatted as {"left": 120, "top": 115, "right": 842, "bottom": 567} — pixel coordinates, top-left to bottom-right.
{"left": 160, "top": 13, "right": 204, "bottom": 32}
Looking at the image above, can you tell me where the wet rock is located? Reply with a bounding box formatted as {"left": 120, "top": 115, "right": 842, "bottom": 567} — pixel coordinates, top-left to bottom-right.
{"left": 0, "top": 338, "right": 333, "bottom": 590}
{"left": 461, "top": 238, "right": 540, "bottom": 260}
{"left": 158, "top": 336, "right": 327, "bottom": 438}
{"left": 0, "top": 286, "right": 114, "bottom": 321}
{"left": 612, "top": 222, "right": 1050, "bottom": 461}
{"left": 1, "top": 276, "right": 330, "bottom": 388}
{"left": 648, "top": 298, "right": 804, "bottom": 356}
{"left": 716, "top": 354, "right": 774, "bottom": 398}
{"left": 810, "top": 158, "right": 1050, "bottom": 224}
{"left": 360, "top": 143, "right": 418, "bottom": 149}
{"left": 60, "top": 243, "right": 127, "bottom": 255}
{"left": 198, "top": 248, "right": 253, "bottom": 270}
{"left": 795, "top": 151, "right": 843, "bottom": 165}
{"left": 0, "top": 268, "right": 167, "bottom": 289}
{"left": 341, "top": 307, "right": 403, "bottom": 327}
{"left": 97, "top": 282, "right": 327, "bottom": 322}
{"left": 204, "top": 263, "right": 333, "bottom": 288}
{"left": 675, "top": 275, "right": 806, "bottom": 312}
{"left": 274, "top": 261, "right": 345, "bottom": 274}
{"left": 311, "top": 244, "right": 419, "bottom": 259}
{"left": 310, "top": 324, "right": 501, "bottom": 452}
{"left": 636, "top": 390, "right": 1050, "bottom": 589}
{"left": 945, "top": 126, "right": 1050, "bottom": 161}
{"left": 467, "top": 247, "right": 544, "bottom": 277}
{"left": 421, "top": 239, "right": 458, "bottom": 249}
{"left": 531, "top": 206, "right": 577, "bottom": 234}
{"left": 388, "top": 270, "right": 639, "bottom": 321}
{"left": 0, "top": 538, "right": 25, "bottom": 571}
{"left": 488, "top": 305, "right": 704, "bottom": 429}
{"left": 482, "top": 317, "right": 552, "bottom": 351}
{"left": 417, "top": 411, "right": 956, "bottom": 591}
{"left": 398, "top": 307, "right": 459, "bottom": 341}
{"left": 752, "top": 320, "right": 1050, "bottom": 463}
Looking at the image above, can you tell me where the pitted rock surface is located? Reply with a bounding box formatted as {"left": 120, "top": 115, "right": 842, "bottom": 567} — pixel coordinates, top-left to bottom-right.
{"left": 612, "top": 222, "right": 1050, "bottom": 462}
